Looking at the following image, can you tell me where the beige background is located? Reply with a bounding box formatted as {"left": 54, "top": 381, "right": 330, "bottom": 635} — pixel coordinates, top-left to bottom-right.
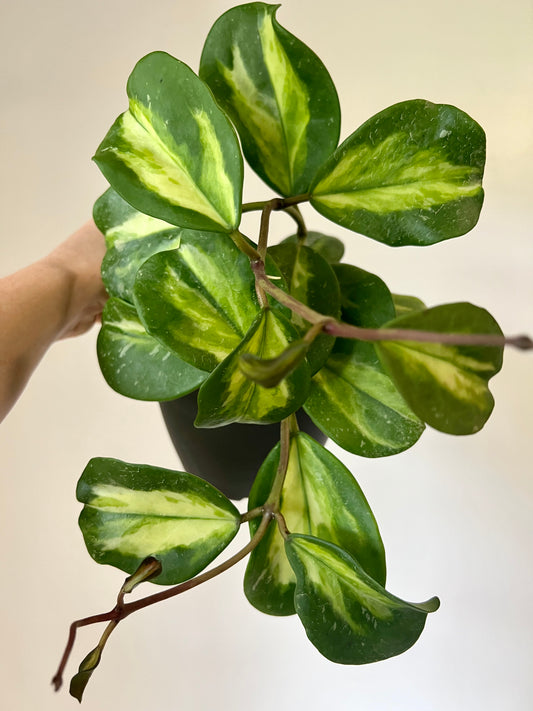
{"left": 1, "top": 0, "right": 532, "bottom": 709}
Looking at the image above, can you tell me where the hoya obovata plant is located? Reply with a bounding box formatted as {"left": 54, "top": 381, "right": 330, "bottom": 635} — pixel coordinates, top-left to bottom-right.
{"left": 52, "top": 2, "right": 532, "bottom": 701}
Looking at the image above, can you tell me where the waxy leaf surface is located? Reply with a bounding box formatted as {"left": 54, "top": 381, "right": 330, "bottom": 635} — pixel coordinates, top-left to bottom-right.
{"left": 200, "top": 2, "right": 340, "bottom": 196}
{"left": 134, "top": 232, "right": 260, "bottom": 372}
{"left": 392, "top": 293, "right": 427, "bottom": 317}
{"left": 286, "top": 534, "right": 439, "bottom": 664}
{"left": 268, "top": 242, "right": 340, "bottom": 373}
{"left": 280, "top": 230, "right": 345, "bottom": 264}
{"left": 94, "top": 51, "right": 243, "bottom": 232}
{"left": 244, "top": 433, "right": 385, "bottom": 615}
{"left": 304, "top": 265, "right": 424, "bottom": 456}
{"left": 310, "top": 100, "right": 485, "bottom": 246}
{"left": 98, "top": 298, "right": 206, "bottom": 401}
{"left": 77, "top": 458, "right": 241, "bottom": 585}
{"left": 195, "top": 309, "right": 310, "bottom": 427}
{"left": 376, "top": 302, "right": 503, "bottom": 434}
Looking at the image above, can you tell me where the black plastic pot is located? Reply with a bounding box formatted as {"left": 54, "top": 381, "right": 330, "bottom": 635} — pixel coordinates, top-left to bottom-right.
{"left": 160, "top": 392, "right": 326, "bottom": 500}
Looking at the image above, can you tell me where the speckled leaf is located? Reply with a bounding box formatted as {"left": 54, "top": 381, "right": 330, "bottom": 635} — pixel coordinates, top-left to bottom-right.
{"left": 196, "top": 309, "right": 310, "bottom": 427}
{"left": 280, "top": 231, "right": 345, "bottom": 264}
{"left": 286, "top": 534, "right": 439, "bottom": 664}
{"left": 97, "top": 298, "right": 206, "bottom": 401}
{"left": 94, "top": 51, "right": 243, "bottom": 232}
{"left": 376, "top": 302, "right": 503, "bottom": 434}
{"left": 94, "top": 187, "right": 187, "bottom": 303}
{"left": 134, "top": 232, "right": 260, "bottom": 372}
{"left": 77, "top": 458, "right": 241, "bottom": 586}
{"left": 310, "top": 100, "right": 485, "bottom": 246}
{"left": 304, "top": 265, "right": 424, "bottom": 456}
{"left": 200, "top": 3, "right": 340, "bottom": 196}
{"left": 268, "top": 242, "right": 340, "bottom": 372}
{"left": 244, "top": 432, "right": 385, "bottom": 616}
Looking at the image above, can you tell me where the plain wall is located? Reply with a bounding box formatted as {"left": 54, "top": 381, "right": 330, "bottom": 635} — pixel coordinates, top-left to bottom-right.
{"left": 1, "top": 1, "right": 532, "bottom": 709}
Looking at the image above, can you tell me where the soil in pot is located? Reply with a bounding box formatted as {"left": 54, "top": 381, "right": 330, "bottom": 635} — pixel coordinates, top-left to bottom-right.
{"left": 160, "top": 392, "right": 326, "bottom": 500}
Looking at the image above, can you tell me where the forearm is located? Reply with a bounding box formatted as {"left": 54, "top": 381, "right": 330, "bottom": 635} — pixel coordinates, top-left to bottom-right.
{"left": 0, "top": 221, "right": 107, "bottom": 423}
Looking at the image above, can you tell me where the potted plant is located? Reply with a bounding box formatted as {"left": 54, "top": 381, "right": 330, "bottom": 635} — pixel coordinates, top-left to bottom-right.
{"left": 50, "top": 2, "right": 531, "bottom": 701}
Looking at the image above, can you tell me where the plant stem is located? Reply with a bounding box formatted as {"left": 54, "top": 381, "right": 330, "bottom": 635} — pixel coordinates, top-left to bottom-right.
{"left": 251, "top": 260, "right": 533, "bottom": 350}
{"left": 284, "top": 205, "right": 307, "bottom": 239}
{"left": 230, "top": 230, "right": 261, "bottom": 261}
{"left": 265, "top": 418, "right": 292, "bottom": 508}
{"left": 52, "top": 512, "right": 273, "bottom": 692}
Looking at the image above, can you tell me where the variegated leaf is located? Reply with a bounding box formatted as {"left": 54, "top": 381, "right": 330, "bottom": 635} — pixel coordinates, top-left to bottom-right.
{"left": 97, "top": 298, "right": 206, "bottom": 401}
{"left": 244, "top": 432, "right": 385, "bottom": 616}
{"left": 286, "top": 534, "right": 439, "bottom": 664}
{"left": 280, "top": 230, "right": 345, "bottom": 264}
{"left": 77, "top": 458, "right": 241, "bottom": 585}
{"left": 376, "top": 302, "right": 503, "bottom": 434}
{"left": 310, "top": 100, "right": 485, "bottom": 246}
{"left": 195, "top": 309, "right": 310, "bottom": 427}
{"left": 392, "top": 293, "right": 427, "bottom": 317}
{"left": 268, "top": 242, "right": 340, "bottom": 373}
{"left": 199, "top": 3, "right": 340, "bottom": 196}
{"left": 93, "top": 187, "right": 176, "bottom": 249}
{"left": 304, "top": 265, "right": 424, "bottom": 456}
{"left": 94, "top": 52, "right": 243, "bottom": 232}
{"left": 134, "top": 232, "right": 260, "bottom": 372}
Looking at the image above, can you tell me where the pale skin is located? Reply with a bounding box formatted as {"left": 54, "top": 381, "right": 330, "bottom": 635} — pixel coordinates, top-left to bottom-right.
{"left": 0, "top": 220, "right": 108, "bottom": 423}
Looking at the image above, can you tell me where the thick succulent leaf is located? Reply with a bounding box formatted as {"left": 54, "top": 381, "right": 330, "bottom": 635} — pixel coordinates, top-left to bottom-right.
{"left": 77, "top": 458, "right": 241, "bottom": 585}
{"left": 268, "top": 242, "right": 340, "bottom": 372}
{"left": 244, "top": 432, "right": 386, "bottom": 615}
{"left": 286, "top": 534, "right": 439, "bottom": 664}
{"left": 280, "top": 230, "right": 345, "bottom": 264}
{"left": 304, "top": 264, "right": 424, "bottom": 456}
{"left": 94, "top": 51, "right": 243, "bottom": 232}
{"left": 310, "top": 100, "right": 485, "bottom": 246}
{"left": 195, "top": 309, "right": 310, "bottom": 427}
{"left": 134, "top": 232, "right": 260, "bottom": 372}
{"left": 393, "top": 293, "right": 427, "bottom": 317}
{"left": 304, "top": 348, "right": 425, "bottom": 456}
{"left": 97, "top": 298, "right": 206, "bottom": 401}
{"left": 376, "top": 302, "right": 503, "bottom": 434}
{"left": 199, "top": 2, "right": 340, "bottom": 196}
{"left": 93, "top": 187, "right": 176, "bottom": 249}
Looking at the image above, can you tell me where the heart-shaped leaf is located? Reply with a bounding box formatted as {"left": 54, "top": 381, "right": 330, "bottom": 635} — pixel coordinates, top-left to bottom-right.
{"left": 195, "top": 309, "right": 310, "bottom": 427}
{"left": 376, "top": 302, "right": 503, "bottom": 434}
{"left": 77, "top": 458, "right": 241, "bottom": 585}
{"left": 286, "top": 534, "right": 439, "bottom": 664}
{"left": 244, "top": 432, "right": 386, "bottom": 615}
{"left": 94, "top": 51, "right": 243, "bottom": 232}
{"left": 304, "top": 265, "right": 424, "bottom": 456}
{"left": 310, "top": 100, "right": 485, "bottom": 246}
{"left": 268, "top": 242, "right": 341, "bottom": 373}
{"left": 97, "top": 298, "right": 206, "bottom": 401}
{"left": 134, "top": 232, "right": 260, "bottom": 372}
{"left": 200, "top": 3, "right": 340, "bottom": 196}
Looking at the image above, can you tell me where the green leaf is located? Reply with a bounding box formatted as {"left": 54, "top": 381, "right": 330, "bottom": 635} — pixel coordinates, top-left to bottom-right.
{"left": 392, "top": 293, "right": 427, "bottom": 317}
{"left": 93, "top": 187, "right": 177, "bottom": 249}
{"left": 244, "top": 433, "right": 386, "bottom": 616}
{"left": 280, "top": 230, "right": 345, "bottom": 264}
{"left": 304, "top": 265, "right": 424, "bottom": 456}
{"left": 69, "top": 646, "right": 102, "bottom": 703}
{"left": 94, "top": 51, "right": 243, "bottom": 232}
{"left": 134, "top": 232, "right": 260, "bottom": 372}
{"left": 195, "top": 309, "right": 310, "bottom": 427}
{"left": 97, "top": 298, "right": 206, "bottom": 401}
{"left": 376, "top": 302, "right": 504, "bottom": 434}
{"left": 239, "top": 339, "right": 310, "bottom": 388}
{"left": 200, "top": 3, "right": 340, "bottom": 196}
{"left": 77, "top": 458, "right": 241, "bottom": 586}
{"left": 286, "top": 534, "right": 439, "bottom": 664}
{"left": 268, "top": 242, "right": 341, "bottom": 373}
{"left": 310, "top": 100, "right": 485, "bottom": 246}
